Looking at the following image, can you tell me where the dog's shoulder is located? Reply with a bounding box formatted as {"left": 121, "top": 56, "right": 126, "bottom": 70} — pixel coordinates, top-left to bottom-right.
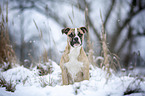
{"left": 78, "top": 47, "right": 89, "bottom": 62}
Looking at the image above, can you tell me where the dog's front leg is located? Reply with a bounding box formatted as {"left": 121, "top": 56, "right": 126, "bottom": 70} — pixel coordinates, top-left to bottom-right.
{"left": 82, "top": 65, "right": 90, "bottom": 80}
{"left": 61, "top": 67, "right": 69, "bottom": 85}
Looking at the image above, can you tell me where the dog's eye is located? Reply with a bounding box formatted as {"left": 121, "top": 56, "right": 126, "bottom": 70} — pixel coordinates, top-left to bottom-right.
{"left": 69, "top": 33, "right": 74, "bottom": 37}
{"left": 78, "top": 32, "right": 83, "bottom": 37}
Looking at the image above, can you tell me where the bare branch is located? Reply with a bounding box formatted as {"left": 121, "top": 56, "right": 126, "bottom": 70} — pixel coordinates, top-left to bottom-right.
{"left": 73, "top": 0, "right": 101, "bottom": 41}
{"left": 110, "top": 2, "right": 145, "bottom": 52}
{"left": 104, "top": 0, "right": 115, "bottom": 28}
{"left": 117, "top": 26, "right": 132, "bottom": 53}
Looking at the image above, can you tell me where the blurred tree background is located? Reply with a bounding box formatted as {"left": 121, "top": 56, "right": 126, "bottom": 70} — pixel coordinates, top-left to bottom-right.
{"left": 0, "top": 0, "right": 145, "bottom": 68}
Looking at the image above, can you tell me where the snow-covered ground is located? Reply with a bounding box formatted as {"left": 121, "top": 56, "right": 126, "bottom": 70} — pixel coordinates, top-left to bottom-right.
{"left": 0, "top": 61, "right": 145, "bottom": 96}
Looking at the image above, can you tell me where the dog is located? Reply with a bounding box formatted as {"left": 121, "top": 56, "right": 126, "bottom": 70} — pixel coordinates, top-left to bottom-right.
{"left": 60, "top": 27, "right": 90, "bottom": 85}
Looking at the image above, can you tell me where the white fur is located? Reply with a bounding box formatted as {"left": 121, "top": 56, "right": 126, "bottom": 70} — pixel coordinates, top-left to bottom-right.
{"left": 74, "top": 28, "right": 81, "bottom": 45}
{"left": 64, "top": 46, "right": 83, "bottom": 80}
{"left": 75, "top": 28, "right": 77, "bottom": 35}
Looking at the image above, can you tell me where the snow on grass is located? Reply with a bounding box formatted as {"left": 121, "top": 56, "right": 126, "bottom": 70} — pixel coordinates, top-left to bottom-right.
{"left": 0, "top": 61, "right": 145, "bottom": 96}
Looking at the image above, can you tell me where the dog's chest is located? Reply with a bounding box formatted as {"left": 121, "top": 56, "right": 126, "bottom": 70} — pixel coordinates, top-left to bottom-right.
{"left": 64, "top": 47, "right": 83, "bottom": 79}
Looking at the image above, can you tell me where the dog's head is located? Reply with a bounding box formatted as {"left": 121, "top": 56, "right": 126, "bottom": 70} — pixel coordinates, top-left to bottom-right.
{"left": 62, "top": 27, "right": 87, "bottom": 47}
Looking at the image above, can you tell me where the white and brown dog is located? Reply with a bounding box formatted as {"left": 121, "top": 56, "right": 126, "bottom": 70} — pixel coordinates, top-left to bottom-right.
{"left": 60, "top": 27, "right": 89, "bottom": 85}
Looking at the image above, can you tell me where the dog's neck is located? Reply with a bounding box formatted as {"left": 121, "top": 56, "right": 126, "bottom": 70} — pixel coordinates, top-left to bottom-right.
{"left": 69, "top": 46, "right": 81, "bottom": 61}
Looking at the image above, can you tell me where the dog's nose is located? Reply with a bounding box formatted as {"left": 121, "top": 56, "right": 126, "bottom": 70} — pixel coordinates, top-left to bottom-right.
{"left": 74, "top": 37, "right": 78, "bottom": 41}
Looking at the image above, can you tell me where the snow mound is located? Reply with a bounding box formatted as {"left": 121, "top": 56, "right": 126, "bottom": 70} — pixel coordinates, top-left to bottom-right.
{"left": 1, "top": 60, "right": 61, "bottom": 87}
{"left": 1, "top": 66, "right": 38, "bottom": 85}
{"left": 0, "top": 61, "right": 145, "bottom": 96}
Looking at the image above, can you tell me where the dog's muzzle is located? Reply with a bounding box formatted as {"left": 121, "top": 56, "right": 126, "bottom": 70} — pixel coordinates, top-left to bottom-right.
{"left": 70, "top": 37, "right": 81, "bottom": 47}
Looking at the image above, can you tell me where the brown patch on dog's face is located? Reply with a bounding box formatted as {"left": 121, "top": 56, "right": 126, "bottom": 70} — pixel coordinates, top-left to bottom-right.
{"left": 62, "top": 27, "right": 87, "bottom": 47}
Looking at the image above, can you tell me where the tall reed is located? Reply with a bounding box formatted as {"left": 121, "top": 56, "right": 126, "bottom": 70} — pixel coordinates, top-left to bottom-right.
{"left": 0, "top": 3, "right": 16, "bottom": 71}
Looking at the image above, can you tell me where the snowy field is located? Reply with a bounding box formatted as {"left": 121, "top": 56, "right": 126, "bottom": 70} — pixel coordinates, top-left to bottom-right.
{"left": 0, "top": 61, "right": 145, "bottom": 96}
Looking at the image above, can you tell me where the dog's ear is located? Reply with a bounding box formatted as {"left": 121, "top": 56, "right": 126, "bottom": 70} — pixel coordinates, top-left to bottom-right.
{"left": 80, "top": 27, "right": 88, "bottom": 33}
{"left": 62, "top": 27, "right": 71, "bottom": 35}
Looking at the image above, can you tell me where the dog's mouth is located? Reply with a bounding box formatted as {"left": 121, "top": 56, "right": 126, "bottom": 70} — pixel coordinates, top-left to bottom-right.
{"left": 73, "top": 42, "right": 80, "bottom": 46}
{"left": 70, "top": 41, "right": 81, "bottom": 47}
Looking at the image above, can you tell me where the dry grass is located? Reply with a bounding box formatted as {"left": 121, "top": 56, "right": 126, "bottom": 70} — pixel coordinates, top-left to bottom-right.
{"left": 34, "top": 19, "right": 53, "bottom": 76}
{"left": 100, "top": 11, "right": 120, "bottom": 81}
{"left": 37, "top": 61, "right": 53, "bottom": 76}
{"left": 39, "top": 77, "right": 49, "bottom": 87}
{"left": 37, "top": 50, "right": 53, "bottom": 76}
{"left": 124, "top": 77, "right": 144, "bottom": 95}
{"left": 0, "top": 76, "right": 16, "bottom": 92}
{"left": 0, "top": 4, "right": 16, "bottom": 71}
{"left": 84, "top": 5, "right": 97, "bottom": 67}
{"left": 100, "top": 11, "right": 111, "bottom": 79}
{"left": 83, "top": 6, "right": 121, "bottom": 81}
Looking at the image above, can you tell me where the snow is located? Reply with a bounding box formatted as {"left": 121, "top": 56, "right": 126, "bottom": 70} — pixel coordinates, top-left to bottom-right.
{"left": 0, "top": 61, "right": 145, "bottom": 96}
